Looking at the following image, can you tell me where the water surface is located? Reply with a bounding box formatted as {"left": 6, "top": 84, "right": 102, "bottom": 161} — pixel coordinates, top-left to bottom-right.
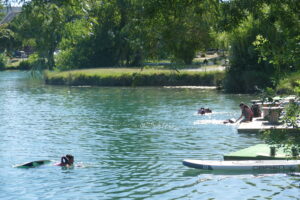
{"left": 0, "top": 71, "right": 299, "bottom": 200}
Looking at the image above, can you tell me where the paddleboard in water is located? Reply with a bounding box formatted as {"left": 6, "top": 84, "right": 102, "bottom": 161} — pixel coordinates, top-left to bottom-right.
{"left": 13, "top": 160, "right": 52, "bottom": 168}
{"left": 182, "top": 159, "right": 300, "bottom": 171}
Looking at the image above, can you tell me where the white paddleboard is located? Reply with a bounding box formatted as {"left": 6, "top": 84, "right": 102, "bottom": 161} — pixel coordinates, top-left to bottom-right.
{"left": 183, "top": 159, "right": 300, "bottom": 171}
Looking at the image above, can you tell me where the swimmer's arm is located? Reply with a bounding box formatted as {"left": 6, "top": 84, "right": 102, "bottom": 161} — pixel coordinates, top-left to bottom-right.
{"left": 235, "top": 115, "right": 242, "bottom": 123}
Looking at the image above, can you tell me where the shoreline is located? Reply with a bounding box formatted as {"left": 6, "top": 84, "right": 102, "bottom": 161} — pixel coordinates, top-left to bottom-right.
{"left": 163, "top": 86, "right": 218, "bottom": 89}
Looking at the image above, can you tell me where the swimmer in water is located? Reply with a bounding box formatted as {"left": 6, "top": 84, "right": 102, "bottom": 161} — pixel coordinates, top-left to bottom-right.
{"left": 14, "top": 154, "right": 75, "bottom": 168}
{"left": 66, "top": 154, "right": 74, "bottom": 165}
{"left": 198, "top": 108, "right": 205, "bottom": 115}
{"left": 198, "top": 108, "right": 212, "bottom": 115}
{"left": 55, "top": 154, "right": 74, "bottom": 167}
{"left": 204, "top": 108, "right": 212, "bottom": 113}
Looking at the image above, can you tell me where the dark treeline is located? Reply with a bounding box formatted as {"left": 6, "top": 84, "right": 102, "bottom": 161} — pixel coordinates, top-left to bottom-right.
{"left": 0, "top": 0, "right": 299, "bottom": 93}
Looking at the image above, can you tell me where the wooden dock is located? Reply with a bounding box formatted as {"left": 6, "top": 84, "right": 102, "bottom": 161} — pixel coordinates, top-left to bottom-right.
{"left": 223, "top": 144, "right": 298, "bottom": 160}
{"left": 237, "top": 117, "right": 299, "bottom": 133}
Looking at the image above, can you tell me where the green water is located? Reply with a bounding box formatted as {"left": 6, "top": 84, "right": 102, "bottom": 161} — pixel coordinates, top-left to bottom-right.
{"left": 0, "top": 71, "right": 299, "bottom": 200}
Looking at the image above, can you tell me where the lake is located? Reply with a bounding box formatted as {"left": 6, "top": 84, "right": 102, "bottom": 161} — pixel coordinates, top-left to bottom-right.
{"left": 0, "top": 71, "right": 299, "bottom": 200}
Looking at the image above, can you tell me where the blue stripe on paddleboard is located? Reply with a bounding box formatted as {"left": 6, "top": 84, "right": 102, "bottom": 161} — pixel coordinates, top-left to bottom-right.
{"left": 182, "top": 160, "right": 213, "bottom": 170}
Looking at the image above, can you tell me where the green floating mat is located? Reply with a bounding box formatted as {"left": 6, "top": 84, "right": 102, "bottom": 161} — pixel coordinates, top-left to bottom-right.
{"left": 224, "top": 144, "right": 296, "bottom": 160}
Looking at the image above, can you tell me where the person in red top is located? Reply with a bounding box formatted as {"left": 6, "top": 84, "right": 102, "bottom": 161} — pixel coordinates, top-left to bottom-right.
{"left": 236, "top": 103, "right": 253, "bottom": 123}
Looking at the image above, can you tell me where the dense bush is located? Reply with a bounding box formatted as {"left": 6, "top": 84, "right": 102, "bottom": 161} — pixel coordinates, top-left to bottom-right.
{"left": 224, "top": 17, "right": 276, "bottom": 93}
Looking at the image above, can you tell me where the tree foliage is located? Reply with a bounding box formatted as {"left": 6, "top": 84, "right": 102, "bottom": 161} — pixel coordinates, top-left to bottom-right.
{"left": 6, "top": 0, "right": 217, "bottom": 69}
{"left": 0, "top": 24, "right": 17, "bottom": 52}
{"left": 2, "top": 0, "right": 300, "bottom": 93}
{"left": 11, "top": 0, "right": 86, "bottom": 69}
{"left": 222, "top": 0, "right": 300, "bottom": 93}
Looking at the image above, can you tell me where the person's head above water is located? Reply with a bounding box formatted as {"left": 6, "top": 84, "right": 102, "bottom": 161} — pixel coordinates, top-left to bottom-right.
{"left": 199, "top": 108, "right": 205, "bottom": 115}
{"left": 60, "top": 156, "right": 69, "bottom": 166}
{"left": 66, "top": 154, "right": 74, "bottom": 165}
{"left": 59, "top": 154, "right": 74, "bottom": 166}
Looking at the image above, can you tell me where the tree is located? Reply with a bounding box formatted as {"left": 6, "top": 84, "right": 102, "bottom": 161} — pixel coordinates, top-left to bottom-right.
{"left": 56, "top": 0, "right": 149, "bottom": 68}
{"left": 252, "top": 1, "right": 300, "bottom": 74}
{"left": 224, "top": 15, "right": 276, "bottom": 93}
{"left": 0, "top": 24, "right": 17, "bottom": 53}
{"left": 142, "top": 0, "right": 217, "bottom": 65}
{"left": 221, "top": 0, "right": 300, "bottom": 93}
{"left": 0, "top": 1, "right": 21, "bottom": 54}
{"left": 13, "top": 0, "right": 84, "bottom": 69}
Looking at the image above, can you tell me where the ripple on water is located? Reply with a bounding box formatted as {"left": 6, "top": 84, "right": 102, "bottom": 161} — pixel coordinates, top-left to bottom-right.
{"left": 0, "top": 72, "right": 299, "bottom": 199}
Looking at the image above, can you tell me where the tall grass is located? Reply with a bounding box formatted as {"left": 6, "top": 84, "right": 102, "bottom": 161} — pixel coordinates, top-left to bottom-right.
{"left": 44, "top": 68, "right": 225, "bottom": 87}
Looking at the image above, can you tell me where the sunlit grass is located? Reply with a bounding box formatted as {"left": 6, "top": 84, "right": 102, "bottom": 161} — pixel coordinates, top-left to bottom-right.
{"left": 44, "top": 67, "right": 225, "bottom": 86}
{"left": 47, "top": 67, "right": 222, "bottom": 77}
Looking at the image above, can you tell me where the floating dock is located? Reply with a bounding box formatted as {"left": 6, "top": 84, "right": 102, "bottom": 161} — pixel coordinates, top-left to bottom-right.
{"left": 223, "top": 144, "right": 298, "bottom": 160}
{"left": 237, "top": 117, "right": 299, "bottom": 133}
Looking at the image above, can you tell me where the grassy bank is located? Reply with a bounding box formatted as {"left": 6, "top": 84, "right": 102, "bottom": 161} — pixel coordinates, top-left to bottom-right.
{"left": 44, "top": 68, "right": 225, "bottom": 87}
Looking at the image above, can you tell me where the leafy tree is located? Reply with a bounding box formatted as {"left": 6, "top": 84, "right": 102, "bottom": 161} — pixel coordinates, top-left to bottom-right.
{"left": 5, "top": 0, "right": 220, "bottom": 69}
{"left": 12, "top": 0, "right": 84, "bottom": 69}
{"left": 252, "top": 1, "right": 300, "bottom": 75}
{"left": 221, "top": 0, "right": 300, "bottom": 93}
{"left": 224, "top": 15, "right": 276, "bottom": 93}
{"left": 0, "top": 2, "right": 21, "bottom": 55}
{"left": 143, "top": 0, "right": 217, "bottom": 65}
{"left": 56, "top": 0, "right": 148, "bottom": 68}
{"left": 0, "top": 24, "right": 15, "bottom": 53}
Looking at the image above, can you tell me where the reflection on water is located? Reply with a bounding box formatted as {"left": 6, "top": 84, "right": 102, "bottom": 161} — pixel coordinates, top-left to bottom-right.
{"left": 0, "top": 71, "right": 298, "bottom": 200}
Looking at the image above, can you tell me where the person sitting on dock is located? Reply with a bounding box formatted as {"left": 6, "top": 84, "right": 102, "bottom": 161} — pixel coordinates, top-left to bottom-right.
{"left": 250, "top": 103, "right": 261, "bottom": 117}
{"left": 236, "top": 103, "right": 253, "bottom": 123}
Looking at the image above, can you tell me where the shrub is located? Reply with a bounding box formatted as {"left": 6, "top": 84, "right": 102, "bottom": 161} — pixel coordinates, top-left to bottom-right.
{"left": 0, "top": 53, "right": 8, "bottom": 70}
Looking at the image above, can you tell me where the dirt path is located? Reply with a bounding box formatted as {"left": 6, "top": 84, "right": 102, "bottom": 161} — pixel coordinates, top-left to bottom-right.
{"left": 182, "top": 65, "right": 226, "bottom": 72}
